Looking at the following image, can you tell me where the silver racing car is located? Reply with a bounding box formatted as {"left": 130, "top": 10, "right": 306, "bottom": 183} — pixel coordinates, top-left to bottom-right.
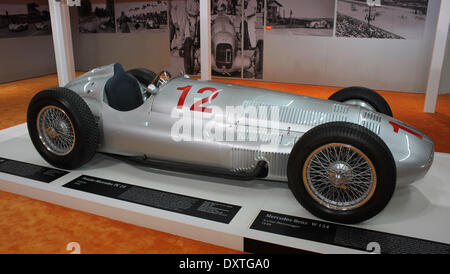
{"left": 27, "top": 63, "right": 434, "bottom": 223}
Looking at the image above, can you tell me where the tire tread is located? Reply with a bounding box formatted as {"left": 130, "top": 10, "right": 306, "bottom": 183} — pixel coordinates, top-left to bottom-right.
{"left": 287, "top": 122, "right": 396, "bottom": 224}
{"left": 27, "top": 87, "right": 99, "bottom": 169}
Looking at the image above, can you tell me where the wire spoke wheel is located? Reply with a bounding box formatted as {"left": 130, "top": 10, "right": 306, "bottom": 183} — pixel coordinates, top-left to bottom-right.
{"left": 28, "top": 88, "right": 98, "bottom": 169}
{"left": 303, "top": 143, "right": 377, "bottom": 211}
{"left": 288, "top": 122, "right": 396, "bottom": 224}
{"left": 37, "top": 106, "right": 76, "bottom": 156}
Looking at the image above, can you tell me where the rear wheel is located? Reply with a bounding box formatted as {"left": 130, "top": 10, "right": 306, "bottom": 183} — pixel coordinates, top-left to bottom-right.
{"left": 329, "top": 86, "right": 393, "bottom": 117}
{"left": 27, "top": 88, "right": 99, "bottom": 170}
{"left": 287, "top": 122, "right": 396, "bottom": 224}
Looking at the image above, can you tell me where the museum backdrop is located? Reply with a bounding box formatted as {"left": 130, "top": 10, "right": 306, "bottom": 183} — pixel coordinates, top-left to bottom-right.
{"left": 0, "top": 0, "right": 448, "bottom": 94}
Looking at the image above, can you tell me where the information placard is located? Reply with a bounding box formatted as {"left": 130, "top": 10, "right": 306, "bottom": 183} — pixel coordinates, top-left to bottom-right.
{"left": 251, "top": 210, "right": 450, "bottom": 254}
{"left": 64, "top": 175, "right": 241, "bottom": 224}
{"left": 0, "top": 157, "right": 68, "bottom": 183}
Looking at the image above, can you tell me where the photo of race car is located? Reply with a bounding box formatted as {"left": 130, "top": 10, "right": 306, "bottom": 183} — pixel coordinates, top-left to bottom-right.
{"left": 7, "top": 23, "right": 28, "bottom": 32}
{"left": 34, "top": 22, "right": 49, "bottom": 31}
{"left": 169, "top": 0, "right": 264, "bottom": 79}
{"left": 115, "top": 1, "right": 168, "bottom": 33}
{"left": 26, "top": 63, "right": 434, "bottom": 224}
{"left": 0, "top": 1, "right": 52, "bottom": 38}
{"left": 210, "top": 12, "right": 263, "bottom": 78}
{"left": 266, "top": 0, "right": 335, "bottom": 37}
{"left": 305, "top": 19, "right": 332, "bottom": 29}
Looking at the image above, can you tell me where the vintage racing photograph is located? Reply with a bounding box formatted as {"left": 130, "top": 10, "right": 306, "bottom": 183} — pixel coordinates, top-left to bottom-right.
{"left": 0, "top": 0, "right": 51, "bottom": 39}
{"left": 168, "top": 0, "right": 200, "bottom": 76}
{"left": 336, "top": 0, "right": 429, "bottom": 39}
{"left": 78, "top": 0, "right": 116, "bottom": 34}
{"left": 115, "top": 0, "right": 168, "bottom": 33}
{"left": 266, "top": 0, "right": 335, "bottom": 37}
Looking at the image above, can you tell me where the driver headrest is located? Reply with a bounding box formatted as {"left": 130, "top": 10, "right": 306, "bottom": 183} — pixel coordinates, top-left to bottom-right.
{"left": 113, "top": 63, "right": 125, "bottom": 75}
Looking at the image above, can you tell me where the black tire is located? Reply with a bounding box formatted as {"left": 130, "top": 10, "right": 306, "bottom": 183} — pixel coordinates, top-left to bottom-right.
{"left": 329, "top": 86, "right": 393, "bottom": 117}
{"left": 127, "top": 68, "right": 157, "bottom": 86}
{"left": 169, "top": 22, "right": 175, "bottom": 45}
{"left": 243, "top": 20, "right": 251, "bottom": 50}
{"left": 184, "top": 37, "right": 195, "bottom": 74}
{"left": 254, "top": 40, "right": 264, "bottom": 78}
{"left": 27, "top": 88, "right": 99, "bottom": 170}
{"left": 287, "top": 122, "right": 396, "bottom": 224}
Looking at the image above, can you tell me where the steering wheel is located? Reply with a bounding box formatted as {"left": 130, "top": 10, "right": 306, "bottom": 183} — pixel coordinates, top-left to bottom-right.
{"left": 152, "top": 70, "right": 172, "bottom": 88}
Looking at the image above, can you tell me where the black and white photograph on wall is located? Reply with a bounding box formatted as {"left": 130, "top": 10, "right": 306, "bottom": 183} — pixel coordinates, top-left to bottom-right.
{"left": 115, "top": 0, "right": 168, "bottom": 33}
{"left": 336, "top": 0, "right": 429, "bottom": 39}
{"left": 211, "top": 0, "right": 243, "bottom": 78}
{"left": 78, "top": 0, "right": 116, "bottom": 33}
{"left": 0, "top": 0, "right": 51, "bottom": 39}
{"left": 210, "top": 0, "right": 264, "bottom": 79}
{"left": 168, "top": 0, "right": 200, "bottom": 76}
{"left": 242, "top": 0, "right": 264, "bottom": 79}
{"left": 266, "top": 0, "right": 335, "bottom": 37}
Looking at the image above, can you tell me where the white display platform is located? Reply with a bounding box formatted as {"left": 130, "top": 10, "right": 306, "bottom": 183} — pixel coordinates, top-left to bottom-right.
{"left": 1, "top": 124, "right": 450, "bottom": 254}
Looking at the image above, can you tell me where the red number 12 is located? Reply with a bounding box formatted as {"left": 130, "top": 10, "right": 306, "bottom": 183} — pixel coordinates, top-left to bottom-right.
{"left": 176, "top": 86, "right": 219, "bottom": 113}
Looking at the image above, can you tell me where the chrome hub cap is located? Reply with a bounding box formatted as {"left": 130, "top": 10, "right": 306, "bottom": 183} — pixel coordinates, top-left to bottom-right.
{"left": 327, "top": 161, "right": 352, "bottom": 189}
{"left": 37, "top": 106, "right": 75, "bottom": 156}
{"left": 303, "top": 144, "right": 377, "bottom": 211}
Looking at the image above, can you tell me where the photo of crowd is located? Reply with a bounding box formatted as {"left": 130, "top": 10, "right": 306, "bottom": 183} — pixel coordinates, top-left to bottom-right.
{"left": 0, "top": 0, "right": 51, "bottom": 39}
{"left": 78, "top": 0, "right": 116, "bottom": 34}
{"left": 336, "top": 0, "right": 429, "bottom": 39}
{"left": 115, "top": 0, "right": 168, "bottom": 33}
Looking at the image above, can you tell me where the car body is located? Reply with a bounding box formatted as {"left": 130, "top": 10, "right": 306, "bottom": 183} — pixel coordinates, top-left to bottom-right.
{"left": 306, "top": 19, "right": 332, "bottom": 29}
{"left": 34, "top": 22, "right": 48, "bottom": 31}
{"left": 8, "top": 23, "right": 28, "bottom": 32}
{"left": 28, "top": 63, "right": 434, "bottom": 223}
{"left": 64, "top": 64, "right": 433, "bottom": 186}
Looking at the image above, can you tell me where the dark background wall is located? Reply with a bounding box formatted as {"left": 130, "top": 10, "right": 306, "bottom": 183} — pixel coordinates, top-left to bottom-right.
{"left": 0, "top": 35, "right": 56, "bottom": 83}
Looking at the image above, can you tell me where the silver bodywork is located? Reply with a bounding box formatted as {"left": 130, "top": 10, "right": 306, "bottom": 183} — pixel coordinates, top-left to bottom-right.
{"left": 66, "top": 64, "right": 434, "bottom": 187}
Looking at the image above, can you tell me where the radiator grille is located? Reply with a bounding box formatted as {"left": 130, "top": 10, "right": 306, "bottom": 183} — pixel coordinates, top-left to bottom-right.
{"left": 216, "top": 44, "right": 232, "bottom": 69}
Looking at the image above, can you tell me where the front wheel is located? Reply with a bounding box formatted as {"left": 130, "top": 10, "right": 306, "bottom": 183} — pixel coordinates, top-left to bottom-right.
{"left": 27, "top": 88, "right": 99, "bottom": 170}
{"left": 287, "top": 122, "right": 396, "bottom": 224}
